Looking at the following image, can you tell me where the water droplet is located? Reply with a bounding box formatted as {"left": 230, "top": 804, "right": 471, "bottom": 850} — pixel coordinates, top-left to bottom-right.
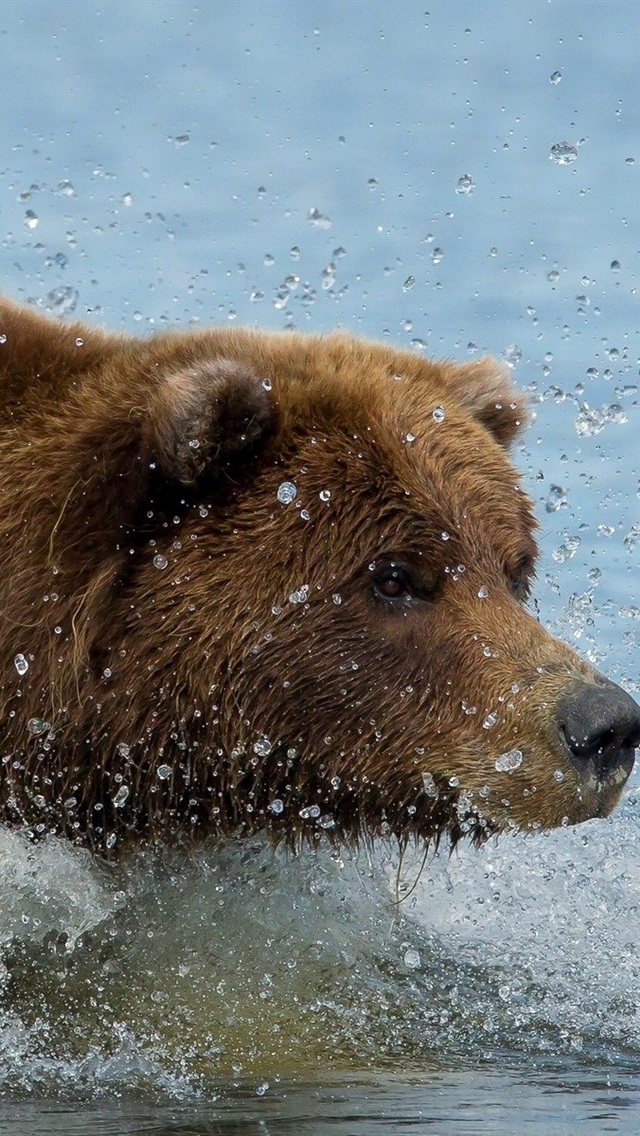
{"left": 611, "top": 260, "right": 621, "bottom": 271}
{"left": 552, "top": 535, "right": 581, "bottom": 563}
{"left": 402, "top": 275, "right": 416, "bottom": 291}
{"left": 75, "top": 337, "right": 84, "bottom": 348}
{"left": 403, "top": 432, "right": 416, "bottom": 444}
{"left": 27, "top": 717, "right": 50, "bottom": 736}
{"left": 455, "top": 173, "right": 475, "bottom": 195}
{"left": 45, "top": 286, "right": 78, "bottom": 316}
{"left": 14, "top": 654, "right": 29, "bottom": 676}
{"left": 153, "top": 554, "right": 168, "bottom": 570}
{"left": 300, "top": 509, "right": 311, "bottom": 521}
{"left": 545, "top": 484, "right": 568, "bottom": 513}
{"left": 319, "top": 489, "right": 331, "bottom": 501}
{"left": 277, "top": 481, "right": 297, "bottom": 505}
{"left": 495, "top": 748, "right": 523, "bottom": 773}
{"left": 332, "top": 593, "right": 342, "bottom": 605}
{"left": 624, "top": 523, "right": 640, "bottom": 550}
{"left": 431, "top": 247, "right": 444, "bottom": 264}
{"left": 321, "top": 263, "right": 337, "bottom": 289}
{"left": 54, "top": 179, "right": 76, "bottom": 197}
{"left": 422, "top": 771, "right": 439, "bottom": 797}
{"left": 288, "top": 585, "right": 309, "bottom": 604}
{"left": 432, "top": 406, "right": 445, "bottom": 423}
{"left": 403, "top": 948, "right": 421, "bottom": 969}
{"left": 299, "top": 804, "right": 321, "bottom": 819}
{"left": 116, "top": 742, "right": 131, "bottom": 758}
{"left": 157, "top": 764, "right": 172, "bottom": 780}
{"left": 268, "top": 798, "right": 284, "bottom": 814}
{"left": 261, "top": 377, "right": 272, "bottom": 391}
{"left": 24, "top": 210, "right": 38, "bottom": 230}
{"left": 477, "top": 585, "right": 489, "bottom": 599}
{"left": 553, "top": 769, "right": 565, "bottom": 782}
{"left": 550, "top": 141, "right": 578, "bottom": 165}
{"left": 253, "top": 736, "right": 272, "bottom": 757}
{"left": 503, "top": 344, "right": 522, "bottom": 368}
{"left": 483, "top": 711, "right": 499, "bottom": 729}
{"left": 307, "top": 206, "right": 332, "bottom": 229}
{"left": 549, "top": 70, "right": 562, "bottom": 84}
{"left": 113, "top": 785, "right": 130, "bottom": 808}
{"left": 173, "top": 133, "right": 190, "bottom": 146}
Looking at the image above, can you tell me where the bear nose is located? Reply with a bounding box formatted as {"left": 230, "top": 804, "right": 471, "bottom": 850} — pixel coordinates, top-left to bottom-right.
{"left": 558, "top": 681, "right": 640, "bottom": 779}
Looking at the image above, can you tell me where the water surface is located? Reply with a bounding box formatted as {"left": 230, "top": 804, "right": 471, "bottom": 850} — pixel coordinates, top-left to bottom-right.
{"left": 1, "top": 0, "right": 640, "bottom": 1130}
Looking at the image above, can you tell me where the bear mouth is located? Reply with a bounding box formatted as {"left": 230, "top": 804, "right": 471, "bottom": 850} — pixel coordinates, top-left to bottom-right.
{"left": 558, "top": 726, "right": 637, "bottom": 794}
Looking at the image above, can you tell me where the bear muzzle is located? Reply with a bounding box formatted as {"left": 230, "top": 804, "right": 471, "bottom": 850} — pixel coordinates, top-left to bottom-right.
{"left": 556, "top": 679, "right": 640, "bottom": 798}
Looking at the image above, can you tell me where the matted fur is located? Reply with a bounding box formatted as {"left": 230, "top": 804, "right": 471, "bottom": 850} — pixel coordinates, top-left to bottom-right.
{"left": 0, "top": 296, "right": 635, "bottom": 853}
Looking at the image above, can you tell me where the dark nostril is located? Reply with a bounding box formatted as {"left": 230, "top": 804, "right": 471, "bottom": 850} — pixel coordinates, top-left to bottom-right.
{"left": 558, "top": 681, "right": 640, "bottom": 774}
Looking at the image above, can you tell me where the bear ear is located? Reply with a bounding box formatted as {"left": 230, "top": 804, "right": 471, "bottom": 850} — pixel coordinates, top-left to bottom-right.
{"left": 147, "top": 358, "right": 276, "bottom": 486}
{"left": 446, "top": 356, "right": 527, "bottom": 448}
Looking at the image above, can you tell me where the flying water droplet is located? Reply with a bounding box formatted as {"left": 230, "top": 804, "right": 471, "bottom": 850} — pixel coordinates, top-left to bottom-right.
{"left": 307, "top": 207, "right": 332, "bottom": 229}
{"left": 455, "top": 173, "right": 475, "bottom": 195}
{"left": 495, "top": 748, "right": 523, "bottom": 773}
{"left": 288, "top": 585, "right": 309, "bottom": 604}
{"left": 27, "top": 717, "right": 50, "bottom": 736}
{"left": 153, "top": 554, "right": 168, "bottom": 570}
{"left": 503, "top": 344, "right": 522, "bottom": 367}
{"left": 299, "top": 804, "right": 321, "bottom": 819}
{"left": 45, "top": 286, "right": 78, "bottom": 316}
{"left": 112, "top": 785, "right": 130, "bottom": 808}
{"left": 422, "top": 772, "right": 439, "bottom": 797}
{"left": 14, "top": 654, "right": 29, "bottom": 676}
{"left": 432, "top": 406, "right": 445, "bottom": 423}
{"left": 277, "top": 481, "right": 297, "bottom": 505}
{"left": 550, "top": 141, "right": 578, "bottom": 165}
{"left": 545, "top": 485, "right": 568, "bottom": 513}
{"left": 403, "top": 948, "right": 421, "bottom": 969}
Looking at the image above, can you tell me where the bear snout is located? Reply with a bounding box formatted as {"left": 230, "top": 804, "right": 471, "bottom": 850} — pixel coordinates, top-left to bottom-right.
{"left": 557, "top": 680, "right": 640, "bottom": 788}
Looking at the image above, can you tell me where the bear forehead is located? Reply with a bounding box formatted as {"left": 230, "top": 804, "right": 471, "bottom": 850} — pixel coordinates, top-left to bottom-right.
{"left": 171, "top": 327, "right": 533, "bottom": 548}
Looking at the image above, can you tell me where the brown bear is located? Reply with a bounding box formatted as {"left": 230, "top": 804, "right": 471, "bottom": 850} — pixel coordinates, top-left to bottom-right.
{"left": 0, "top": 295, "right": 637, "bottom": 854}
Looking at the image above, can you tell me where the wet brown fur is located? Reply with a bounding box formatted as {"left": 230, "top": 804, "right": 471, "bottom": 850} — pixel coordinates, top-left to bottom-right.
{"left": 0, "top": 296, "right": 628, "bottom": 853}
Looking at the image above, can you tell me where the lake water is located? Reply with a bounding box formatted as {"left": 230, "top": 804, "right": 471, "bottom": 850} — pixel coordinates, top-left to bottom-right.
{"left": 1, "top": 0, "right": 640, "bottom": 1131}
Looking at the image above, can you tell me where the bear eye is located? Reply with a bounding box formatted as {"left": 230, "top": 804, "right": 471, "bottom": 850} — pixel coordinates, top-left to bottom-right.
{"left": 370, "top": 560, "right": 436, "bottom": 605}
{"left": 374, "top": 565, "right": 413, "bottom": 600}
{"left": 508, "top": 556, "right": 534, "bottom": 600}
